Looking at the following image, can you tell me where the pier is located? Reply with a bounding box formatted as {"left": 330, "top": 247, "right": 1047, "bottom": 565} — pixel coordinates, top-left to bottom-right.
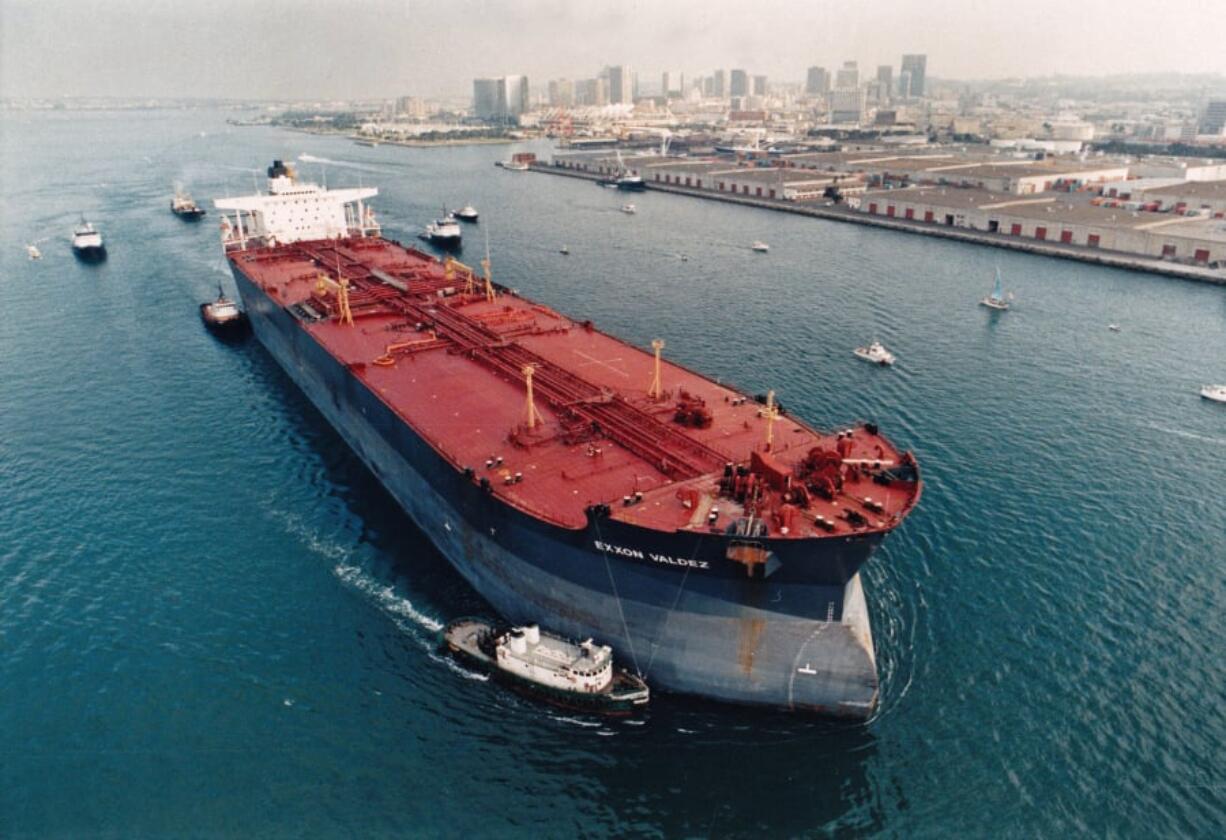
{"left": 529, "top": 162, "right": 1226, "bottom": 286}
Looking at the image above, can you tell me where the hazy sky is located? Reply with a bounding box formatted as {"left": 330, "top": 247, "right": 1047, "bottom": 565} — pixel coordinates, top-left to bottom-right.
{"left": 3, "top": 0, "right": 1224, "bottom": 100}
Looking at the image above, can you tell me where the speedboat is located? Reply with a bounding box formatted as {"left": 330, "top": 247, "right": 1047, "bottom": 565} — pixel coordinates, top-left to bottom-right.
{"left": 454, "top": 205, "right": 479, "bottom": 222}
{"left": 853, "top": 341, "right": 896, "bottom": 366}
{"left": 71, "top": 219, "right": 107, "bottom": 262}
{"left": 423, "top": 213, "right": 462, "bottom": 248}
{"left": 442, "top": 618, "right": 650, "bottom": 714}
{"left": 979, "top": 265, "right": 1010, "bottom": 310}
{"left": 621, "top": 204, "right": 636, "bottom": 214}
{"left": 1200, "top": 384, "right": 1226, "bottom": 403}
{"left": 752, "top": 241, "right": 769, "bottom": 252}
{"left": 1108, "top": 324, "right": 1121, "bottom": 332}
{"left": 560, "top": 245, "right": 570, "bottom": 255}
{"left": 26, "top": 243, "right": 42, "bottom": 260}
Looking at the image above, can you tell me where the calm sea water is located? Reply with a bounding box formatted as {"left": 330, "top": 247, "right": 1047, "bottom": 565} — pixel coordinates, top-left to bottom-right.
{"left": 1, "top": 110, "right": 1224, "bottom": 838}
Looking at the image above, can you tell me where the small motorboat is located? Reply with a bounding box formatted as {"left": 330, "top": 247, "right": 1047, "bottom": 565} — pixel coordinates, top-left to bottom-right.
{"left": 26, "top": 243, "right": 42, "bottom": 260}
{"left": 454, "top": 205, "right": 479, "bottom": 222}
{"left": 853, "top": 341, "right": 896, "bottom": 366}
{"left": 560, "top": 245, "right": 570, "bottom": 255}
{"left": 442, "top": 618, "right": 650, "bottom": 714}
{"left": 1108, "top": 324, "right": 1121, "bottom": 332}
{"left": 1200, "top": 385, "right": 1226, "bottom": 403}
{"left": 200, "top": 285, "right": 248, "bottom": 334}
{"left": 621, "top": 204, "right": 636, "bottom": 214}
{"left": 979, "top": 265, "right": 1010, "bottom": 310}
{"left": 751, "top": 241, "right": 770, "bottom": 252}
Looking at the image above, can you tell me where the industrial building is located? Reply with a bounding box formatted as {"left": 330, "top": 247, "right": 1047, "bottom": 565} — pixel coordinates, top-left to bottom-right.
{"left": 849, "top": 187, "right": 1226, "bottom": 264}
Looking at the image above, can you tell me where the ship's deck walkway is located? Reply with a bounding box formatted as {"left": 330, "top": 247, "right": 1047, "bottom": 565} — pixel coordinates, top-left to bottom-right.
{"left": 230, "top": 236, "right": 918, "bottom": 537}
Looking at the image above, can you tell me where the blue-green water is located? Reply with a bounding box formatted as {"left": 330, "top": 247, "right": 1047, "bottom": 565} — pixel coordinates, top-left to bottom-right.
{"left": 2, "top": 110, "right": 1224, "bottom": 837}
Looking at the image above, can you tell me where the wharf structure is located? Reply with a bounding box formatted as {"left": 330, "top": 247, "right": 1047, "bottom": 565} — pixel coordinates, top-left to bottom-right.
{"left": 544, "top": 147, "right": 1226, "bottom": 275}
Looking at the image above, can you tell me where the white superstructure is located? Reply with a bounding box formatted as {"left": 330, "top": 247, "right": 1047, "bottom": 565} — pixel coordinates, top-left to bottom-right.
{"left": 214, "top": 160, "right": 379, "bottom": 251}
{"left": 72, "top": 222, "right": 103, "bottom": 250}
{"left": 494, "top": 624, "right": 614, "bottom": 693}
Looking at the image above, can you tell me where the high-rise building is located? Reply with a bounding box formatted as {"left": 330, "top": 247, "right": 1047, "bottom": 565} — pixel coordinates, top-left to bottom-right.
{"left": 473, "top": 75, "right": 528, "bottom": 121}
{"left": 396, "top": 96, "right": 426, "bottom": 118}
{"left": 830, "top": 88, "right": 867, "bottom": 124}
{"left": 730, "top": 69, "right": 749, "bottom": 98}
{"left": 548, "top": 79, "right": 574, "bottom": 108}
{"left": 501, "top": 75, "right": 529, "bottom": 118}
{"left": 472, "top": 78, "right": 500, "bottom": 119}
{"left": 607, "top": 66, "right": 632, "bottom": 105}
{"left": 876, "top": 65, "right": 893, "bottom": 90}
{"left": 712, "top": 69, "right": 726, "bottom": 98}
{"left": 897, "top": 71, "right": 912, "bottom": 99}
{"left": 752, "top": 75, "right": 768, "bottom": 96}
{"left": 1199, "top": 99, "right": 1226, "bottom": 135}
{"left": 805, "top": 66, "right": 830, "bottom": 95}
{"left": 835, "top": 61, "right": 859, "bottom": 90}
{"left": 901, "top": 54, "right": 927, "bottom": 97}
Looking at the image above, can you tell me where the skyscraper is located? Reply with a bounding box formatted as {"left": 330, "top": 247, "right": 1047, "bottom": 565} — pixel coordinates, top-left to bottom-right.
{"left": 835, "top": 61, "right": 859, "bottom": 90}
{"left": 876, "top": 65, "right": 893, "bottom": 90}
{"left": 607, "top": 66, "right": 632, "bottom": 105}
{"left": 1199, "top": 99, "right": 1226, "bottom": 135}
{"left": 805, "top": 66, "right": 830, "bottom": 95}
{"left": 752, "top": 75, "right": 768, "bottom": 96}
{"left": 730, "top": 69, "right": 749, "bottom": 98}
{"left": 712, "top": 69, "right": 726, "bottom": 98}
{"left": 472, "top": 78, "right": 500, "bottom": 119}
{"left": 901, "top": 54, "right": 927, "bottom": 97}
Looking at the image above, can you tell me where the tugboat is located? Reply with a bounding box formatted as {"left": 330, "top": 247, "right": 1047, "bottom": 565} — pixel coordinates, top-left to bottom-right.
{"left": 171, "top": 186, "right": 206, "bottom": 220}
{"left": 443, "top": 618, "right": 650, "bottom": 714}
{"left": 71, "top": 219, "right": 107, "bottom": 262}
{"left": 454, "top": 205, "right": 479, "bottom": 222}
{"left": 199, "top": 284, "right": 247, "bottom": 335}
{"left": 422, "top": 211, "right": 462, "bottom": 249}
{"left": 853, "top": 341, "right": 896, "bottom": 366}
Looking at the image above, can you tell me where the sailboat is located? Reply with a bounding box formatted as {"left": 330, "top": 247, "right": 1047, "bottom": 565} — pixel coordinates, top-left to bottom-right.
{"left": 979, "top": 266, "right": 1011, "bottom": 311}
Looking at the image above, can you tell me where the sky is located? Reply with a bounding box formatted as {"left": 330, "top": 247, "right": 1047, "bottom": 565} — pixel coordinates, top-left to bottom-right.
{"left": 2, "top": 0, "right": 1225, "bottom": 100}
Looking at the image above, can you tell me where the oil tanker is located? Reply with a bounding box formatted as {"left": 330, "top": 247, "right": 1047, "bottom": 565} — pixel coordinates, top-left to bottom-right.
{"left": 215, "top": 161, "right": 921, "bottom": 718}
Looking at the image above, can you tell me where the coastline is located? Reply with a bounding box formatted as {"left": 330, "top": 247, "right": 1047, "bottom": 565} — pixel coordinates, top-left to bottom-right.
{"left": 530, "top": 162, "right": 1226, "bottom": 286}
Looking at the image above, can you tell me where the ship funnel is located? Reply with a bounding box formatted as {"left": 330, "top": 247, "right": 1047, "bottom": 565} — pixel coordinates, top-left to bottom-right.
{"left": 524, "top": 625, "right": 540, "bottom": 645}
{"left": 509, "top": 630, "right": 528, "bottom": 654}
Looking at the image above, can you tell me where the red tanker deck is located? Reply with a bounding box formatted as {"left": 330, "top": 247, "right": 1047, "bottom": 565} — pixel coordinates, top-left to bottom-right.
{"left": 230, "top": 235, "right": 920, "bottom": 539}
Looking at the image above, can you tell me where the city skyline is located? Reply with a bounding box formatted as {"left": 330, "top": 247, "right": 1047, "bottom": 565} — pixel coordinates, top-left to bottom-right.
{"left": 2, "top": 0, "right": 1225, "bottom": 101}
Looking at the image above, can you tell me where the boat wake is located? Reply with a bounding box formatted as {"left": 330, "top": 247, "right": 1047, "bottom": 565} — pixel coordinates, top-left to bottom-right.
{"left": 296, "top": 153, "right": 387, "bottom": 174}
{"left": 1142, "top": 422, "right": 1226, "bottom": 447}
{"left": 333, "top": 562, "right": 444, "bottom": 633}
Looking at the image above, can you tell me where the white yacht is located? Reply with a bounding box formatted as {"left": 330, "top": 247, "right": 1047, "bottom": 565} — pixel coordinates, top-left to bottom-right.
{"left": 854, "top": 341, "right": 896, "bottom": 366}
{"left": 752, "top": 241, "right": 770, "bottom": 252}
{"left": 1200, "top": 385, "right": 1226, "bottom": 403}
{"left": 621, "top": 204, "right": 637, "bottom": 214}
{"left": 71, "top": 219, "right": 107, "bottom": 262}
{"left": 1108, "top": 324, "right": 1122, "bottom": 332}
{"left": 26, "top": 243, "right": 42, "bottom": 260}
{"left": 454, "top": 205, "right": 479, "bottom": 222}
